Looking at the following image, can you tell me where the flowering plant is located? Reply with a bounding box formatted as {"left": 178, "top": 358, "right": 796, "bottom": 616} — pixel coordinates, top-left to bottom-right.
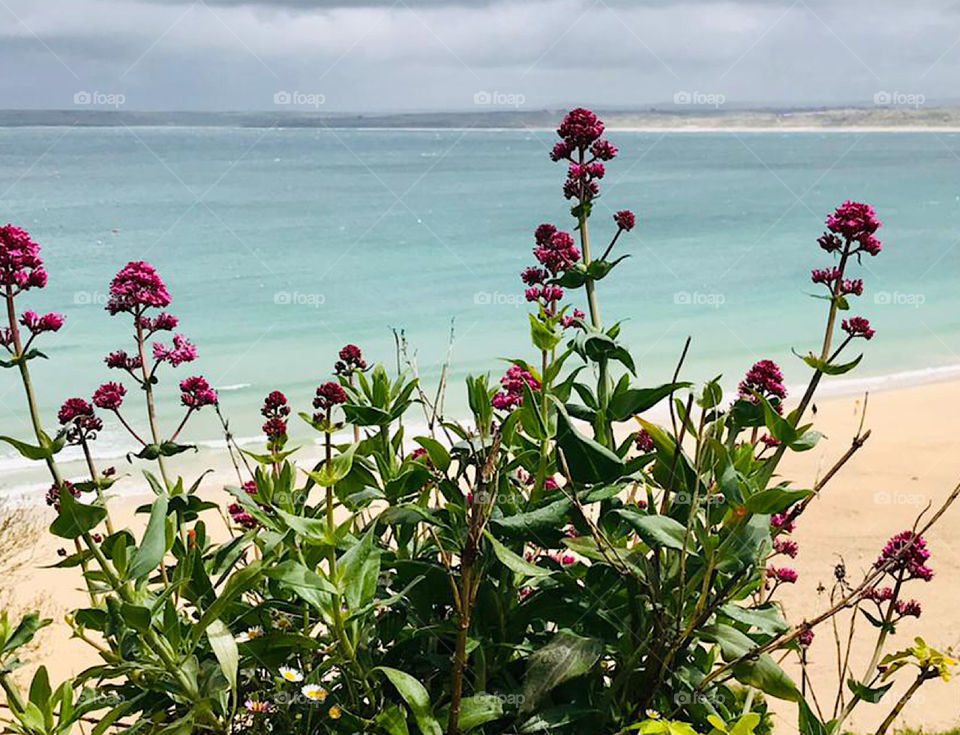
{"left": 0, "top": 110, "right": 956, "bottom": 735}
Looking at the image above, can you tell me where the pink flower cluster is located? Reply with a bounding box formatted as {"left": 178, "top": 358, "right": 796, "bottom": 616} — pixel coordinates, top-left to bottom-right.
{"left": 180, "top": 376, "right": 217, "bottom": 409}
{"left": 45, "top": 480, "right": 79, "bottom": 512}
{"left": 811, "top": 267, "right": 863, "bottom": 296}
{"left": 635, "top": 429, "right": 655, "bottom": 453}
{"left": 738, "top": 359, "right": 787, "bottom": 407}
{"left": 153, "top": 334, "right": 198, "bottom": 367}
{"left": 533, "top": 224, "right": 581, "bottom": 276}
{"left": 261, "top": 390, "right": 290, "bottom": 442}
{"left": 876, "top": 530, "right": 934, "bottom": 582}
{"left": 614, "top": 210, "right": 636, "bottom": 232}
{"left": 825, "top": 200, "right": 883, "bottom": 256}
{"left": 492, "top": 365, "right": 541, "bottom": 410}
{"left": 766, "top": 566, "right": 798, "bottom": 584}
{"left": 0, "top": 225, "right": 47, "bottom": 293}
{"left": 138, "top": 312, "right": 178, "bottom": 334}
{"left": 550, "top": 109, "right": 618, "bottom": 204}
{"left": 862, "top": 586, "right": 922, "bottom": 618}
{"left": 842, "top": 316, "right": 875, "bottom": 340}
{"left": 105, "top": 350, "right": 143, "bottom": 373}
{"left": 106, "top": 261, "right": 171, "bottom": 315}
{"left": 93, "top": 381, "right": 126, "bottom": 410}
{"left": 334, "top": 344, "right": 367, "bottom": 376}
{"left": 20, "top": 310, "right": 64, "bottom": 336}
{"left": 313, "top": 381, "right": 347, "bottom": 421}
{"left": 58, "top": 397, "right": 102, "bottom": 444}
{"left": 773, "top": 538, "right": 799, "bottom": 558}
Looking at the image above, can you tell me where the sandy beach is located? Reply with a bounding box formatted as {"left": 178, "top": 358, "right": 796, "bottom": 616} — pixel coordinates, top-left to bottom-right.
{"left": 3, "top": 377, "right": 960, "bottom": 734}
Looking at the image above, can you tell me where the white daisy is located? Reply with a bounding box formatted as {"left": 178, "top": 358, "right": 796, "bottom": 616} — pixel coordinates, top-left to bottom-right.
{"left": 279, "top": 666, "right": 304, "bottom": 683}
{"left": 301, "top": 684, "right": 328, "bottom": 702}
{"left": 234, "top": 627, "right": 263, "bottom": 643}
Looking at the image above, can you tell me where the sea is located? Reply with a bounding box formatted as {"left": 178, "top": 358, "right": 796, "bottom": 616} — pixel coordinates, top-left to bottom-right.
{"left": 2, "top": 126, "right": 960, "bottom": 495}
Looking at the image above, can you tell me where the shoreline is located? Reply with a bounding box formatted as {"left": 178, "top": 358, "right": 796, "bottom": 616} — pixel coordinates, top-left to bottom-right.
{"left": 6, "top": 360, "right": 960, "bottom": 499}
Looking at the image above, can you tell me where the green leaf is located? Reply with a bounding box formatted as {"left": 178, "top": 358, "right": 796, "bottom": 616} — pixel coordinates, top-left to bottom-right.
{"left": 744, "top": 489, "right": 813, "bottom": 515}
{"left": 491, "top": 498, "right": 572, "bottom": 540}
{"left": 608, "top": 383, "right": 691, "bottom": 423}
{"left": 376, "top": 667, "right": 443, "bottom": 735}
{"left": 412, "top": 436, "right": 450, "bottom": 472}
{"left": 304, "top": 443, "right": 357, "bottom": 487}
{"left": 339, "top": 529, "right": 381, "bottom": 610}
{"left": 798, "top": 699, "right": 830, "bottom": 735}
{"left": 275, "top": 508, "right": 332, "bottom": 544}
{"left": 264, "top": 560, "right": 336, "bottom": 611}
{"left": 846, "top": 677, "right": 893, "bottom": 704}
{"left": 0, "top": 435, "right": 52, "bottom": 461}
{"left": 485, "top": 531, "right": 552, "bottom": 578}
{"left": 2, "top": 613, "right": 50, "bottom": 655}
{"left": 529, "top": 313, "right": 563, "bottom": 352}
{"left": 376, "top": 705, "right": 410, "bottom": 735}
{"left": 193, "top": 561, "right": 263, "bottom": 641}
{"left": 719, "top": 603, "right": 790, "bottom": 636}
{"left": 615, "top": 510, "right": 689, "bottom": 551}
{"left": 799, "top": 352, "right": 863, "bottom": 376}
{"left": 50, "top": 487, "right": 107, "bottom": 539}
{"left": 553, "top": 401, "right": 624, "bottom": 485}
{"left": 521, "top": 630, "right": 602, "bottom": 713}
{"left": 119, "top": 603, "right": 152, "bottom": 633}
{"left": 206, "top": 618, "right": 239, "bottom": 694}
{"left": 127, "top": 495, "right": 169, "bottom": 581}
{"left": 702, "top": 624, "right": 800, "bottom": 702}
{"left": 454, "top": 694, "right": 505, "bottom": 731}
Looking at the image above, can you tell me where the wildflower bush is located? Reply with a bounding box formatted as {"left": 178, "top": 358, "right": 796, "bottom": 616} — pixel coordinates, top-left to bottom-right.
{"left": 1, "top": 109, "right": 956, "bottom": 735}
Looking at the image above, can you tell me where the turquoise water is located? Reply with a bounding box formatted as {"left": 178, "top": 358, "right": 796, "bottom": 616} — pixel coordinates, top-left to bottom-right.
{"left": 2, "top": 127, "right": 960, "bottom": 488}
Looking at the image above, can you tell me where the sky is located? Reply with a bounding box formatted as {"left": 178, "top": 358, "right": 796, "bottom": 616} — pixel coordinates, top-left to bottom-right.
{"left": 0, "top": 0, "right": 958, "bottom": 112}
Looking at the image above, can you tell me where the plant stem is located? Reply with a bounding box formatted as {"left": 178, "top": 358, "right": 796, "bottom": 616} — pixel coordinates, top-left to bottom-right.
{"left": 875, "top": 671, "right": 931, "bottom": 735}
{"left": 134, "top": 318, "right": 171, "bottom": 488}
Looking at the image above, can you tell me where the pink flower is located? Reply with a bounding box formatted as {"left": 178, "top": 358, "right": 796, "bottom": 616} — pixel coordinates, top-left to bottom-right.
{"left": 242, "top": 480, "right": 258, "bottom": 496}
{"left": 533, "top": 229, "right": 581, "bottom": 276}
{"left": 153, "top": 334, "right": 198, "bottom": 367}
{"left": 138, "top": 312, "right": 179, "bottom": 334}
{"left": 798, "top": 627, "right": 815, "bottom": 648}
{"left": 93, "top": 382, "right": 126, "bottom": 410}
{"left": 774, "top": 538, "right": 799, "bottom": 558}
{"left": 635, "top": 429, "right": 655, "bottom": 453}
{"left": 825, "top": 201, "right": 882, "bottom": 249}
{"left": 492, "top": 365, "right": 540, "bottom": 410}
{"left": 521, "top": 267, "right": 548, "bottom": 286}
{"left": 842, "top": 316, "right": 875, "bottom": 340}
{"left": 314, "top": 381, "right": 348, "bottom": 414}
{"left": 767, "top": 566, "right": 798, "bottom": 584}
{"left": 105, "top": 349, "right": 142, "bottom": 372}
{"left": 58, "top": 398, "right": 102, "bottom": 444}
{"left": 556, "top": 108, "right": 605, "bottom": 150}
{"left": 45, "top": 480, "right": 79, "bottom": 512}
{"left": 876, "top": 530, "right": 933, "bottom": 582}
{"left": 738, "top": 359, "right": 787, "bottom": 405}
{"left": 817, "top": 233, "right": 843, "bottom": 253}
{"left": 561, "top": 308, "right": 586, "bottom": 329}
{"left": 614, "top": 210, "right": 636, "bottom": 231}
{"left": 262, "top": 417, "right": 287, "bottom": 441}
{"left": 19, "top": 311, "right": 64, "bottom": 335}
{"left": 895, "top": 599, "right": 922, "bottom": 618}
{"left": 334, "top": 344, "right": 367, "bottom": 375}
{"left": 228, "top": 503, "right": 258, "bottom": 530}
{"left": 179, "top": 376, "right": 217, "bottom": 409}
{"left": 0, "top": 225, "right": 47, "bottom": 293}
{"left": 591, "top": 139, "right": 618, "bottom": 161}
{"left": 106, "top": 261, "right": 171, "bottom": 315}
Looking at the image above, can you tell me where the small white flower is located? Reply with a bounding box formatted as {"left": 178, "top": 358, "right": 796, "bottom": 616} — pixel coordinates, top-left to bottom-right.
{"left": 279, "top": 666, "right": 304, "bottom": 683}
{"left": 234, "top": 626, "right": 263, "bottom": 643}
{"left": 301, "top": 684, "right": 328, "bottom": 702}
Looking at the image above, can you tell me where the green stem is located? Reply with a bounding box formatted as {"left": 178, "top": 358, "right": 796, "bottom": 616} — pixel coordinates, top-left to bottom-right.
{"left": 134, "top": 318, "right": 171, "bottom": 488}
